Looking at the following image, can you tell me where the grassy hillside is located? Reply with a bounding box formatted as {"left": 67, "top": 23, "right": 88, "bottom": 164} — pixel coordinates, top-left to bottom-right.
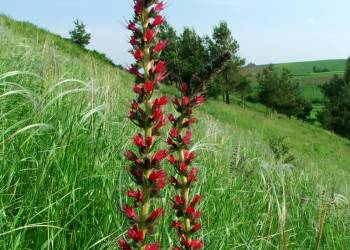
{"left": 1, "top": 15, "right": 349, "bottom": 249}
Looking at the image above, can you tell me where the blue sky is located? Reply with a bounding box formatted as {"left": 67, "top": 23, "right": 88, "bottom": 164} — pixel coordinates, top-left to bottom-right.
{"left": 1, "top": 0, "right": 350, "bottom": 65}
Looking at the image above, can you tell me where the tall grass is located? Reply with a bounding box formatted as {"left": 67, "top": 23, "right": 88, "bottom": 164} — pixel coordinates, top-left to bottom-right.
{"left": 1, "top": 15, "right": 349, "bottom": 249}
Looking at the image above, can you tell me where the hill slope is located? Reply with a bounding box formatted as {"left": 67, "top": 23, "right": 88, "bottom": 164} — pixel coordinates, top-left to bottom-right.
{"left": 1, "top": 15, "right": 349, "bottom": 249}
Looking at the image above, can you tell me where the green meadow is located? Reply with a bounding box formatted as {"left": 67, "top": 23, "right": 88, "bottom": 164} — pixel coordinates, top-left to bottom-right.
{"left": 1, "top": 15, "right": 349, "bottom": 250}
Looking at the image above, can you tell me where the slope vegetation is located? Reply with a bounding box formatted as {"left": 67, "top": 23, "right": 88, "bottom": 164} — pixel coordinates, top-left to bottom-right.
{"left": 1, "top": 15, "right": 349, "bottom": 249}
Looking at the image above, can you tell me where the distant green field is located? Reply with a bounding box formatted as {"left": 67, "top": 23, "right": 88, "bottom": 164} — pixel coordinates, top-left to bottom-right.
{"left": 247, "top": 59, "right": 347, "bottom": 114}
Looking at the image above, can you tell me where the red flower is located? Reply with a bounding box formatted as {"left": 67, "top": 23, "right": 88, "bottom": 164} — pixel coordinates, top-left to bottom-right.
{"left": 144, "top": 81, "right": 154, "bottom": 93}
{"left": 145, "top": 243, "right": 160, "bottom": 250}
{"left": 186, "top": 206, "right": 202, "bottom": 220}
{"left": 145, "top": 29, "right": 158, "bottom": 42}
{"left": 181, "top": 82, "right": 190, "bottom": 95}
{"left": 179, "top": 162, "right": 188, "bottom": 173}
{"left": 127, "top": 189, "right": 144, "bottom": 202}
{"left": 129, "top": 64, "right": 142, "bottom": 77}
{"left": 172, "top": 221, "right": 184, "bottom": 230}
{"left": 134, "top": 49, "right": 143, "bottom": 61}
{"left": 190, "top": 194, "right": 202, "bottom": 207}
{"left": 152, "top": 149, "right": 167, "bottom": 162}
{"left": 174, "top": 195, "right": 185, "bottom": 206}
{"left": 154, "top": 61, "right": 166, "bottom": 74}
{"left": 133, "top": 84, "right": 143, "bottom": 94}
{"left": 194, "top": 95, "right": 205, "bottom": 106}
{"left": 157, "top": 96, "right": 168, "bottom": 106}
{"left": 146, "top": 136, "right": 154, "bottom": 148}
{"left": 154, "top": 41, "right": 167, "bottom": 53}
{"left": 191, "top": 223, "right": 201, "bottom": 233}
{"left": 123, "top": 205, "right": 139, "bottom": 221}
{"left": 149, "top": 170, "right": 165, "bottom": 182}
{"left": 168, "top": 114, "right": 176, "bottom": 123}
{"left": 184, "top": 150, "right": 196, "bottom": 162}
{"left": 134, "top": 133, "right": 145, "bottom": 148}
{"left": 146, "top": 208, "right": 164, "bottom": 223}
{"left": 124, "top": 150, "right": 137, "bottom": 161}
{"left": 127, "top": 21, "right": 137, "bottom": 31}
{"left": 190, "top": 239, "right": 204, "bottom": 249}
{"left": 170, "top": 128, "right": 178, "bottom": 137}
{"left": 182, "top": 96, "right": 190, "bottom": 106}
{"left": 128, "top": 225, "right": 144, "bottom": 242}
{"left": 188, "top": 167, "right": 198, "bottom": 183}
{"left": 152, "top": 15, "right": 164, "bottom": 27}
{"left": 118, "top": 239, "right": 132, "bottom": 250}
{"left": 168, "top": 155, "right": 177, "bottom": 165}
{"left": 183, "top": 130, "right": 192, "bottom": 145}
{"left": 184, "top": 117, "right": 197, "bottom": 127}
{"left": 130, "top": 36, "right": 139, "bottom": 46}
{"left": 154, "top": 1, "right": 165, "bottom": 11}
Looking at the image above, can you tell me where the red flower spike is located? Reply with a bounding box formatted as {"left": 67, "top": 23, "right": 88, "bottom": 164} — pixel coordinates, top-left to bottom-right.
{"left": 154, "top": 40, "right": 167, "bottom": 53}
{"left": 145, "top": 29, "right": 158, "bottom": 42}
{"left": 170, "top": 128, "right": 178, "bottom": 137}
{"left": 154, "top": 61, "right": 166, "bottom": 74}
{"left": 184, "top": 150, "right": 196, "bottom": 162}
{"left": 158, "top": 96, "right": 168, "bottom": 106}
{"left": 134, "top": 49, "right": 143, "bottom": 61}
{"left": 127, "top": 189, "right": 144, "bottom": 202}
{"left": 146, "top": 208, "right": 164, "bottom": 223}
{"left": 123, "top": 205, "right": 139, "bottom": 221}
{"left": 134, "top": 133, "right": 145, "bottom": 148}
{"left": 191, "top": 223, "right": 201, "bottom": 233}
{"left": 179, "top": 162, "right": 188, "bottom": 173}
{"left": 118, "top": 239, "right": 132, "bottom": 250}
{"left": 149, "top": 170, "right": 165, "bottom": 182}
{"left": 152, "top": 15, "right": 164, "bottom": 27}
{"left": 190, "top": 195, "right": 202, "bottom": 207}
{"left": 146, "top": 136, "right": 154, "bottom": 148}
{"left": 124, "top": 150, "right": 138, "bottom": 161}
{"left": 190, "top": 239, "right": 204, "bottom": 250}
{"left": 168, "top": 114, "right": 176, "bottom": 123}
{"left": 152, "top": 149, "right": 167, "bottom": 162}
{"left": 130, "top": 36, "right": 139, "bottom": 46}
{"left": 127, "top": 21, "right": 137, "bottom": 31}
{"left": 154, "top": 2, "right": 165, "bottom": 12}
{"left": 133, "top": 84, "right": 143, "bottom": 94}
{"left": 183, "top": 130, "right": 192, "bottom": 145}
{"left": 188, "top": 167, "right": 198, "bottom": 183}
{"left": 174, "top": 195, "right": 185, "bottom": 206}
{"left": 194, "top": 95, "right": 205, "bottom": 106}
{"left": 144, "top": 81, "right": 154, "bottom": 93}
{"left": 168, "top": 155, "right": 177, "bottom": 165}
{"left": 172, "top": 221, "right": 184, "bottom": 230}
{"left": 145, "top": 243, "right": 160, "bottom": 250}
{"left": 182, "top": 96, "right": 190, "bottom": 106}
{"left": 181, "top": 82, "right": 190, "bottom": 95}
{"left": 184, "top": 117, "right": 198, "bottom": 126}
{"left": 128, "top": 226, "right": 144, "bottom": 242}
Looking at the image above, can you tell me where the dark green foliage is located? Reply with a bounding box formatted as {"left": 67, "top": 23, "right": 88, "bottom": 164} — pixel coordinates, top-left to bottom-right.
{"left": 257, "top": 65, "right": 311, "bottom": 119}
{"left": 207, "top": 22, "right": 244, "bottom": 103}
{"left": 69, "top": 20, "right": 91, "bottom": 47}
{"left": 318, "top": 73, "right": 350, "bottom": 138}
{"left": 344, "top": 57, "right": 350, "bottom": 84}
{"left": 313, "top": 66, "right": 330, "bottom": 73}
{"left": 158, "top": 22, "right": 231, "bottom": 95}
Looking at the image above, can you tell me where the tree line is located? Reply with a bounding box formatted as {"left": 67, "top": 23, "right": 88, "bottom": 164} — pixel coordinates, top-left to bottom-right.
{"left": 69, "top": 19, "right": 350, "bottom": 139}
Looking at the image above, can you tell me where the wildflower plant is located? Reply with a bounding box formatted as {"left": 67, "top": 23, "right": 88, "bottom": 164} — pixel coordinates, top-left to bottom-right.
{"left": 167, "top": 83, "right": 205, "bottom": 250}
{"left": 119, "top": 1, "right": 168, "bottom": 249}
